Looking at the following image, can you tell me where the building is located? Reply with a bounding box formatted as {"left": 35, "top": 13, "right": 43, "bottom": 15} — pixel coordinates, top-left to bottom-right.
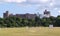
{"left": 43, "top": 10, "right": 51, "bottom": 18}
{"left": 15, "top": 13, "right": 37, "bottom": 19}
{"left": 3, "top": 10, "right": 51, "bottom": 19}
{"left": 3, "top": 11, "right": 9, "bottom": 18}
{"left": 3, "top": 11, "right": 37, "bottom": 19}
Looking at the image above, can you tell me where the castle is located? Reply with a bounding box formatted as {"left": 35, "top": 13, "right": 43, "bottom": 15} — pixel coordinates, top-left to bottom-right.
{"left": 3, "top": 11, "right": 37, "bottom": 19}
{"left": 3, "top": 10, "right": 51, "bottom": 19}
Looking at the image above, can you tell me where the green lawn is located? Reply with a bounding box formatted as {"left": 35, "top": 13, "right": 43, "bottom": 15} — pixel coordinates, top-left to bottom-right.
{"left": 0, "top": 27, "right": 60, "bottom": 36}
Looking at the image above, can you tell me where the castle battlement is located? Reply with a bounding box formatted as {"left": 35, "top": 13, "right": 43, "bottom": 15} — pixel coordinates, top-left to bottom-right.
{"left": 3, "top": 11, "right": 37, "bottom": 19}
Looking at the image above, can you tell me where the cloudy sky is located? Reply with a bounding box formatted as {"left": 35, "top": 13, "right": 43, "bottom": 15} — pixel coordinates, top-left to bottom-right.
{"left": 0, "top": 0, "right": 60, "bottom": 17}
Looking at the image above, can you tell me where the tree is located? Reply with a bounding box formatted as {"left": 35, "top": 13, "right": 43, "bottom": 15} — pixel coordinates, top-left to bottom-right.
{"left": 55, "top": 15, "right": 60, "bottom": 27}
{"left": 35, "top": 16, "right": 42, "bottom": 26}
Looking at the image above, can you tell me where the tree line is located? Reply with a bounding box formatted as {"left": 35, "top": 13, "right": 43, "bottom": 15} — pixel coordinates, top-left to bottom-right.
{"left": 0, "top": 15, "right": 60, "bottom": 27}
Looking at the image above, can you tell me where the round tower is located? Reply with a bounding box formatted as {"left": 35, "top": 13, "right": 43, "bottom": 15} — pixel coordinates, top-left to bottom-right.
{"left": 44, "top": 10, "right": 50, "bottom": 18}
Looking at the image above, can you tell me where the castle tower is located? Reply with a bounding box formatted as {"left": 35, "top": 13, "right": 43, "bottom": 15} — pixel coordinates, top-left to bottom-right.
{"left": 44, "top": 10, "right": 50, "bottom": 18}
{"left": 3, "top": 11, "right": 9, "bottom": 18}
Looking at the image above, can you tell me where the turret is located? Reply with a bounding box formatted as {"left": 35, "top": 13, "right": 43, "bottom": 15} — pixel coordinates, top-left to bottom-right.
{"left": 44, "top": 10, "right": 50, "bottom": 18}
{"left": 3, "top": 11, "right": 9, "bottom": 18}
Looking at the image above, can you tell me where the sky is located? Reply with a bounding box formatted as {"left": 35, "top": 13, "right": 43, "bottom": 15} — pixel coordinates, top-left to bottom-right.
{"left": 0, "top": 0, "right": 60, "bottom": 17}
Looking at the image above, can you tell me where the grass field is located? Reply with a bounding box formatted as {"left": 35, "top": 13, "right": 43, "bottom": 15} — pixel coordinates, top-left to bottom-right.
{"left": 0, "top": 27, "right": 60, "bottom": 36}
